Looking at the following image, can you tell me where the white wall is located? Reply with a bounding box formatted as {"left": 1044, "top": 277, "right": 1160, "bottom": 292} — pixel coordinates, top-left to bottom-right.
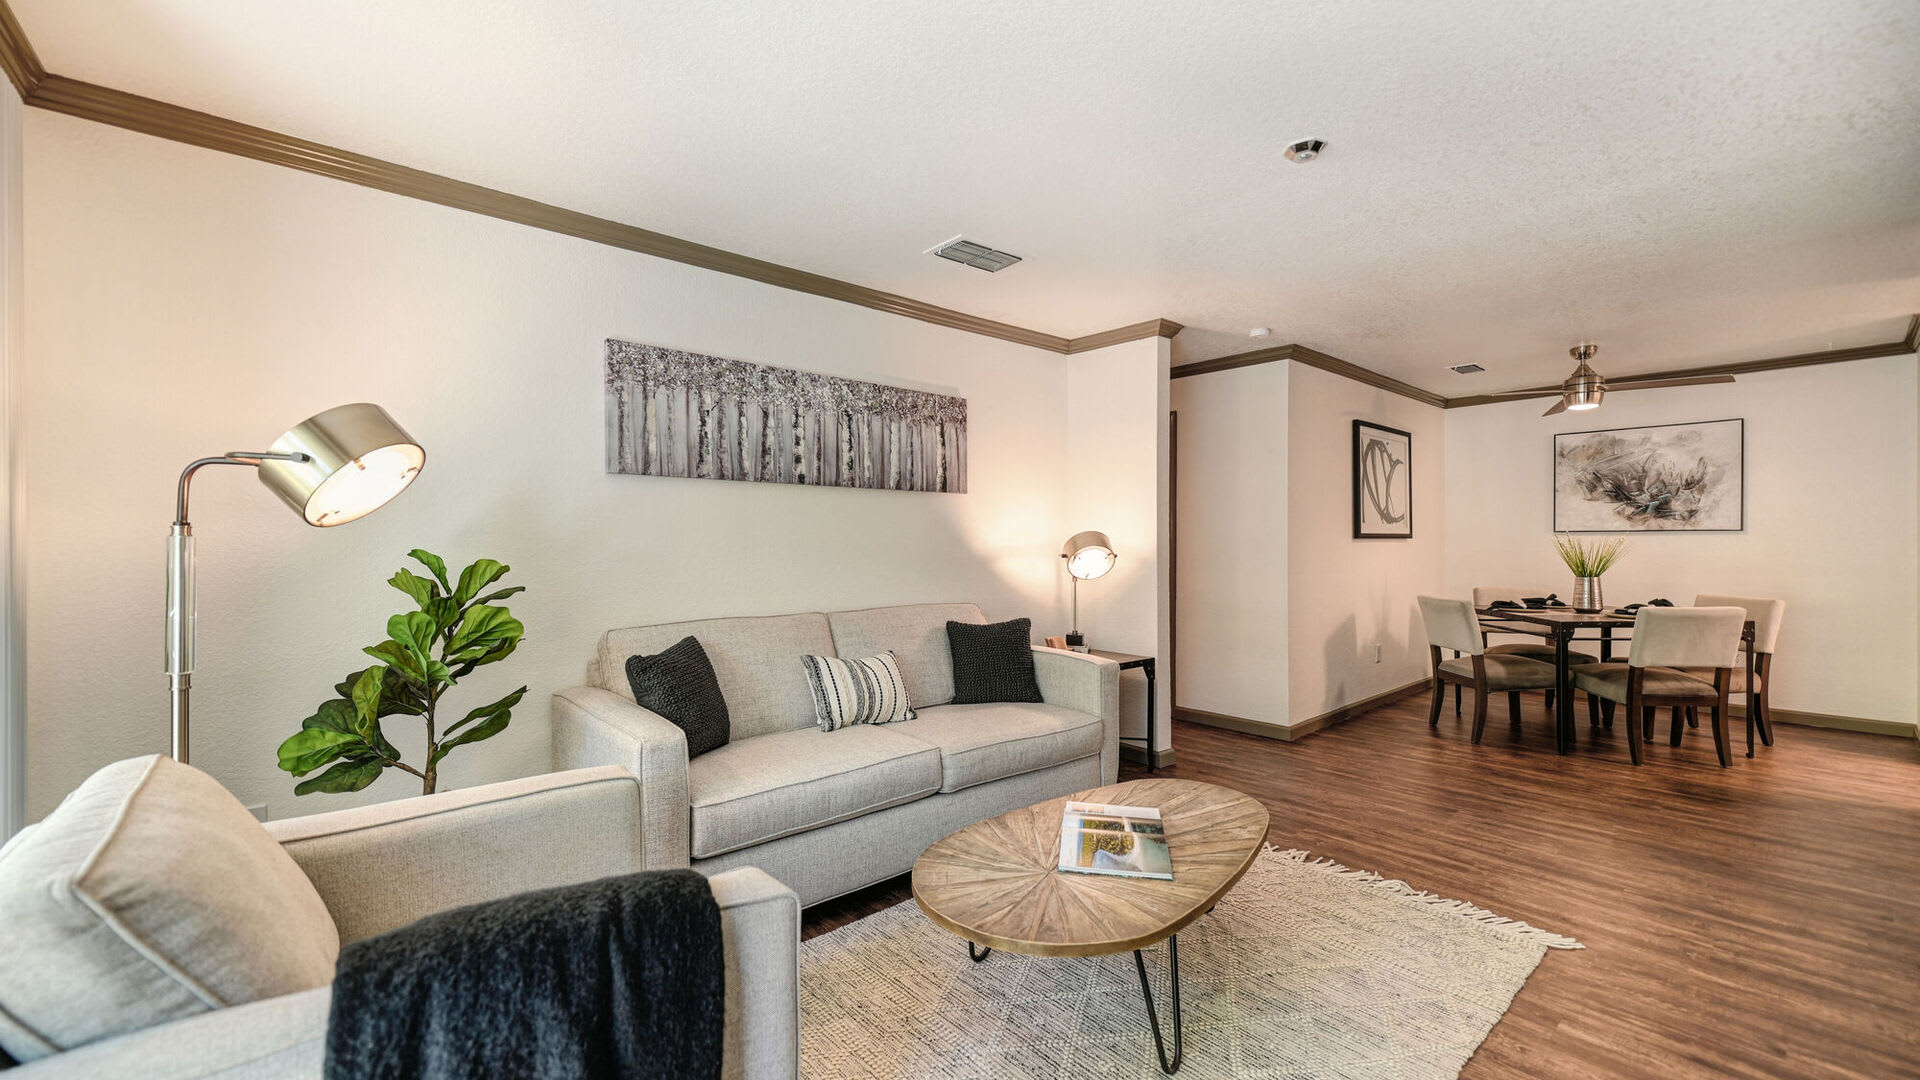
{"left": 1170, "top": 361, "right": 1289, "bottom": 726}
{"left": 1444, "top": 357, "right": 1919, "bottom": 729}
{"left": 0, "top": 82, "right": 21, "bottom": 839}
{"left": 1287, "top": 364, "right": 1447, "bottom": 720}
{"left": 22, "top": 111, "right": 1104, "bottom": 820}
{"left": 1066, "top": 337, "right": 1170, "bottom": 753}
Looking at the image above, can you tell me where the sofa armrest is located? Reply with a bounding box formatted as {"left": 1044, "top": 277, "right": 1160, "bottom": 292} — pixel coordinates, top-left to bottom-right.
{"left": 1032, "top": 647, "right": 1121, "bottom": 783}
{"left": 264, "top": 767, "right": 644, "bottom": 944}
{"left": 710, "top": 868, "right": 800, "bottom": 1080}
{"left": 7, "top": 986, "right": 328, "bottom": 1080}
{"left": 12, "top": 871, "right": 800, "bottom": 1080}
{"left": 550, "top": 686, "right": 692, "bottom": 870}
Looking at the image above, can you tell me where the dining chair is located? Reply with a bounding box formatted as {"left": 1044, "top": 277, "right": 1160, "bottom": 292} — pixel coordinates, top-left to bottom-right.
{"left": 1677, "top": 594, "right": 1785, "bottom": 755}
{"left": 1419, "top": 596, "right": 1559, "bottom": 745}
{"left": 1570, "top": 607, "right": 1746, "bottom": 767}
{"left": 1461, "top": 587, "right": 1597, "bottom": 717}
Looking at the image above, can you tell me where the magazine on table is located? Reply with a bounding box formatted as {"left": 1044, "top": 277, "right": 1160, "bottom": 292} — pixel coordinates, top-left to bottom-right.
{"left": 1057, "top": 800, "right": 1173, "bottom": 880}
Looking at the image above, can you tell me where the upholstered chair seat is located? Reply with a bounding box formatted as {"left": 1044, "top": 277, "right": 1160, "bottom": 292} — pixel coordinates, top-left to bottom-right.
{"left": 1439, "top": 654, "right": 1558, "bottom": 688}
{"left": 1486, "top": 642, "right": 1598, "bottom": 665}
{"left": 1572, "top": 664, "right": 1717, "bottom": 700}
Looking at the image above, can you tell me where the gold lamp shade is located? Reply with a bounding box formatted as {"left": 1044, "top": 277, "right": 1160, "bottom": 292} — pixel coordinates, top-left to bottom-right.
{"left": 257, "top": 403, "right": 425, "bottom": 526}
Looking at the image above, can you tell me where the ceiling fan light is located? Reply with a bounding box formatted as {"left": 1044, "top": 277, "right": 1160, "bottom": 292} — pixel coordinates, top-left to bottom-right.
{"left": 1566, "top": 401, "right": 1601, "bottom": 411}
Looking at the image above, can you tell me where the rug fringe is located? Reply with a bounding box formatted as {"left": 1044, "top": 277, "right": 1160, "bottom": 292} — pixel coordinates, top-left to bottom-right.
{"left": 1265, "top": 846, "right": 1585, "bottom": 950}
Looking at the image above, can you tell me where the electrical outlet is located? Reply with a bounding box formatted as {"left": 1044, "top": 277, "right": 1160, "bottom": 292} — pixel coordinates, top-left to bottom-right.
{"left": 1372, "top": 643, "right": 1382, "bottom": 664}
{"left": 244, "top": 804, "right": 269, "bottom": 822}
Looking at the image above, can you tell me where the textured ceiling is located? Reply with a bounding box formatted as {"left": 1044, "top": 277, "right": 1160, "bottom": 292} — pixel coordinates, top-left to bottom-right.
{"left": 15, "top": 0, "right": 1919, "bottom": 392}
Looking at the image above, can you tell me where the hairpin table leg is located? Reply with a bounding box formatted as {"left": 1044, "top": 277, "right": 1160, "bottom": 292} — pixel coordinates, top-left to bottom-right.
{"left": 968, "top": 941, "right": 992, "bottom": 963}
{"left": 1134, "top": 936, "right": 1184, "bottom": 1074}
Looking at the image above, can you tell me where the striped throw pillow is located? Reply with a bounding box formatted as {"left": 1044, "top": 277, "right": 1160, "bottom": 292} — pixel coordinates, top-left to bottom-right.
{"left": 801, "top": 652, "right": 917, "bottom": 731}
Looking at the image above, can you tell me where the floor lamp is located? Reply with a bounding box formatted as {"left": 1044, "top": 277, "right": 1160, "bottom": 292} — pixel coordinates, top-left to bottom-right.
{"left": 167, "top": 403, "right": 425, "bottom": 764}
{"left": 1061, "top": 530, "right": 1117, "bottom": 648}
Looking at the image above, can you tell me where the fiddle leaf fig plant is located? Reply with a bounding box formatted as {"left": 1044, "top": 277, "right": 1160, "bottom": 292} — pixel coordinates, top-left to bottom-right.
{"left": 278, "top": 549, "right": 528, "bottom": 797}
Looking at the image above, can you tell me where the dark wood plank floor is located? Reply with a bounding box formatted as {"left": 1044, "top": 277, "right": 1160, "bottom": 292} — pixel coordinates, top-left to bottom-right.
{"left": 803, "top": 693, "right": 1920, "bottom": 1080}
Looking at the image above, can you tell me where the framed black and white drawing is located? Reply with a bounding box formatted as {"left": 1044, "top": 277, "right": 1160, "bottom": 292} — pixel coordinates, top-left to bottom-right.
{"left": 1352, "top": 420, "right": 1413, "bottom": 538}
{"left": 1553, "top": 419, "right": 1744, "bottom": 532}
{"left": 604, "top": 339, "right": 967, "bottom": 493}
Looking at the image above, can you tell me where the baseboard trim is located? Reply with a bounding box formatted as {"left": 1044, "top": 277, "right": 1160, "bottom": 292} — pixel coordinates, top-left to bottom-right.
{"left": 1754, "top": 707, "right": 1918, "bottom": 739}
{"left": 1120, "top": 744, "right": 1178, "bottom": 769}
{"left": 1174, "top": 679, "right": 1431, "bottom": 743}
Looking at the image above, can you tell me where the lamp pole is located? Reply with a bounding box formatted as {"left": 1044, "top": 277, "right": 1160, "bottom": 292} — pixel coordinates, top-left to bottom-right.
{"left": 167, "top": 452, "right": 309, "bottom": 764}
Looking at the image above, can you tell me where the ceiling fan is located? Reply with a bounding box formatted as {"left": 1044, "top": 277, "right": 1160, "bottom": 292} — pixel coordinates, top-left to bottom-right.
{"left": 1484, "top": 344, "right": 1735, "bottom": 416}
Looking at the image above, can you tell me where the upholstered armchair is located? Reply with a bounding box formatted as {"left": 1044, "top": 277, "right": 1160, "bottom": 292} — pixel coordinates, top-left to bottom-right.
{"left": 1418, "top": 596, "right": 1559, "bottom": 744}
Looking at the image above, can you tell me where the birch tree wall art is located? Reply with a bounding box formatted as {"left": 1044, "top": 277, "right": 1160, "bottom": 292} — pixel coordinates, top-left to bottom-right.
{"left": 604, "top": 339, "right": 968, "bottom": 493}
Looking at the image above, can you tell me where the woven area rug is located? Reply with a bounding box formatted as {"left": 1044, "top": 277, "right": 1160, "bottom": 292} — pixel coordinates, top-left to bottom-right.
{"left": 799, "top": 847, "right": 1581, "bottom": 1079}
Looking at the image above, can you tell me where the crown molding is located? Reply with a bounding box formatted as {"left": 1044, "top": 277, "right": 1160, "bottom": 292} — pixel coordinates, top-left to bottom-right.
{"left": 0, "top": 0, "right": 41, "bottom": 99}
{"left": 1445, "top": 315, "right": 1920, "bottom": 408}
{"left": 0, "top": 0, "right": 1183, "bottom": 357}
{"left": 1064, "top": 318, "right": 1184, "bottom": 354}
{"left": 1170, "top": 341, "right": 1448, "bottom": 409}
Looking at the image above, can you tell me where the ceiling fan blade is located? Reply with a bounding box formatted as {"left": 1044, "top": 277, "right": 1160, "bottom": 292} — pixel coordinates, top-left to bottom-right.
{"left": 1541, "top": 397, "right": 1570, "bottom": 416}
{"left": 1606, "top": 374, "right": 1737, "bottom": 392}
{"left": 1481, "top": 388, "right": 1568, "bottom": 400}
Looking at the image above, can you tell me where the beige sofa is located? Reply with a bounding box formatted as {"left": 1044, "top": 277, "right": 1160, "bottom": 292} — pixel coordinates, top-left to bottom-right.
{"left": 3, "top": 765, "right": 800, "bottom": 1080}
{"left": 552, "top": 602, "right": 1120, "bottom": 906}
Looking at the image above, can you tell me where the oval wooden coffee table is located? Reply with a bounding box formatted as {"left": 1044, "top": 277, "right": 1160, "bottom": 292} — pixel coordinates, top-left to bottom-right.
{"left": 912, "top": 778, "right": 1269, "bottom": 1074}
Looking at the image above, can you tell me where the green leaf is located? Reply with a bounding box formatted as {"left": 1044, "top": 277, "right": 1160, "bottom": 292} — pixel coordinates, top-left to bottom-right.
{"left": 364, "top": 639, "right": 423, "bottom": 679}
{"left": 301, "top": 697, "right": 358, "bottom": 735}
{"left": 293, "top": 757, "right": 384, "bottom": 795}
{"left": 430, "top": 689, "right": 525, "bottom": 765}
{"left": 386, "top": 612, "right": 438, "bottom": 656}
{"left": 277, "top": 726, "right": 361, "bottom": 776}
{"left": 442, "top": 687, "right": 527, "bottom": 739}
{"left": 408, "top": 549, "right": 450, "bottom": 592}
{"left": 334, "top": 668, "right": 372, "bottom": 699}
{"left": 425, "top": 597, "right": 460, "bottom": 638}
{"left": 351, "top": 667, "right": 387, "bottom": 729}
{"left": 388, "top": 568, "right": 440, "bottom": 610}
{"left": 466, "top": 585, "right": 525, "bottom": 608}
{"left": 454, "top": 559, "right": 510, "bottom": 607}
{"left": 447, "top": 605, "right": 524, "bottom": 660}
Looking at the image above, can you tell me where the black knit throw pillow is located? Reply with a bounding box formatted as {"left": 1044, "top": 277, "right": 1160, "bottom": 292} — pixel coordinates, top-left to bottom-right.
{"left": 624, "top": 635, "right": 730, "bottom": 759}
{"left": 946, "top": 618, "right": 1043, "bottom": 705}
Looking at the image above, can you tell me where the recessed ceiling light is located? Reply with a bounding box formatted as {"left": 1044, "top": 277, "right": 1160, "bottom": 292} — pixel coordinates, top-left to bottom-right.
{"left": 926, "top": 235, "right": 1022, "bottom": 273}
{"left": 1448, "top": 363, "right": 1486, "bottom": 374}
{"left": 1250, "top": 327, "right": 1271, "bottom": 338}
{"left": 1284, "top": 139, "right": 1326, "bottom": 163}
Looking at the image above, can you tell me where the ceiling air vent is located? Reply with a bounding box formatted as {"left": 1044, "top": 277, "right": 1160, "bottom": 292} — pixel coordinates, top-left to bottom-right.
{"left": 1448, "top": 363, "right": 1487, "bottom": 374}
{"left": 928, "top": 236, "right": 1023, "bottom": 273}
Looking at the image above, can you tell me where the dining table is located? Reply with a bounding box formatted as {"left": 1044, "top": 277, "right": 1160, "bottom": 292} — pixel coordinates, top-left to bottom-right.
{"left": 1473, "top": 606, "right": 1756, "bottom": 755}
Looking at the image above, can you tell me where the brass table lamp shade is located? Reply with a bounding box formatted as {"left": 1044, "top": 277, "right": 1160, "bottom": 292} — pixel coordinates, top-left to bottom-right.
{"left": 166, "top": 403, "right": 423, "bottom": 763}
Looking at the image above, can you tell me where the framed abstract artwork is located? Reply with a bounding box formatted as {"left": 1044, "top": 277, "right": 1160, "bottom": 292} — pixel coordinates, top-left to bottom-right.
{"left": 604, "top": 339, "right": 967, "bottom": 493}
{"left": 1553, "top": 418, "right": 1744, "bottom": 531}
{"left": 1352, "top": 420, "right": 1413, "bottom": 538}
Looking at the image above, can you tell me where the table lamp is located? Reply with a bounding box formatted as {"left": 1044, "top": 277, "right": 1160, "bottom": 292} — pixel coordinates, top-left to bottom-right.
{"left": 1061, "top": 530, "right": 1117, "bottom": 648}
{"left": 167, "top": 403, "right": 425, "bottom": 763}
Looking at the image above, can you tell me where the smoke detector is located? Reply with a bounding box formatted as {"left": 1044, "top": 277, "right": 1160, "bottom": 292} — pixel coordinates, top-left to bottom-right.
{"left": 1250, "top": 327, "right": 1272, "bottom": 338}
{"left": 1284, "top": 139, "right": 1326, "bottom": 163}
{"left": 926, "top": 236, "right": 1023, "bottom": 272}
{"left": 1448, "top": 363, "right": 1487, "bottom": 374}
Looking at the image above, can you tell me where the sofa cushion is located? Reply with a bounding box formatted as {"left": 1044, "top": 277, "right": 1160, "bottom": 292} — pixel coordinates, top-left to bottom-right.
{"left": 687, "top": 727, "right": 942, "bottom": 858}
{"left": 888, "top": 703, "right": 1104, "bottom": 793}
{"left": 599, "top": 613, "right": 835, "bottom": 740}
{"left": 0, "top": 756, "right": 340, "bottom": 1062}
{"left": 624, "top": 635, "right": 731, "bottom": 758}
{"left": 827, "top": 603, "right": 984, "bottom": 707}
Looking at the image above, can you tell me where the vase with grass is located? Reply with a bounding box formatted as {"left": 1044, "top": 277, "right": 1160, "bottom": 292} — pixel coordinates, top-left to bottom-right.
{"left": 1553, "top": 535, "right": 1626, "bottom": 612}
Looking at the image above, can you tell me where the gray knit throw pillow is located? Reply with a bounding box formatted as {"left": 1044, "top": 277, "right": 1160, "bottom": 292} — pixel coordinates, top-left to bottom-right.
{"left": 624, "top": 636, "right": 730, "bottom": 759}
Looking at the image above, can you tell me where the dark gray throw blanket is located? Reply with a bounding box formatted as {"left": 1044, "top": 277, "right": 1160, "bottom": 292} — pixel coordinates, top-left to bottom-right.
{"left": 325, "top": 869, "right": 723, "bottom": 1080}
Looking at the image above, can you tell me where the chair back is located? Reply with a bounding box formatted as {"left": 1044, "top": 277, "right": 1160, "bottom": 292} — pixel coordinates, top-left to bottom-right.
{"left": 1627, "top": 607, "right": 1745, "bottom": 670}
{"left": 1693, "top": 594, "right": 1785, "bottom": 654}
{"left": 1471, "top": 586, "right": 1538, "bottom": 607}
{"left": 1418, "top": 596, "right": 1484, "bottom": 655}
